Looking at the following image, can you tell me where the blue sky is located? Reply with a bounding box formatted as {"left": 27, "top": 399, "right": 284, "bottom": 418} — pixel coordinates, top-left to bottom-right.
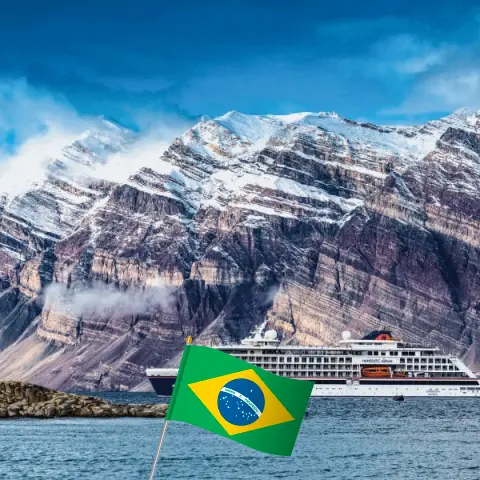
{"left": 2, "top": 0, "right": 480, "bottom": 151}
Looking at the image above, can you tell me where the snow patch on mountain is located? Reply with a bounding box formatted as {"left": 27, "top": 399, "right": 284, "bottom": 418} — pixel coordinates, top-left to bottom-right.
{"left": 2, "top": 107, "right": 480, "bottom": 252}
{"left": 0, "top": 127, "right": 81, "bottom": 197}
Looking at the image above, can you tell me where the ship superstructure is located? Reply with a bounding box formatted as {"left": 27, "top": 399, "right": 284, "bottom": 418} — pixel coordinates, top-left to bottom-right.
{"left": 146, "top": 327, "right": 480, "bottom": 397}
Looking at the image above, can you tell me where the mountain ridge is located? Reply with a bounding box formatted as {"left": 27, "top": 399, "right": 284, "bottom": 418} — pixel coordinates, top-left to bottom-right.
{"left": 0, "top": 108, "right": 479, "bottom": 390}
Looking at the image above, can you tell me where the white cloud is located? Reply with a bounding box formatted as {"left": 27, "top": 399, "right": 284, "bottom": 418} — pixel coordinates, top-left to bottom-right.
{"left": 0, "top": 78, "right": 94, "bottom": 195}
{"left": 93, "top": 118, "right": 192, "bottom": 183}
{"left": 368, "top": 34, "right": 451, "bottom": 76}
{"left": 385, "top": 70, "right": 480, "bottom": 115}
{"left": 0, "top": 78, "right": 87, "bottom": 157}
{"left": 0, "top": 78, "right": 193, "bottom": 196}
{"left": 385, "top": 35, "right": 448, "bottom": 74}
{"left": 44, "top": 282, "right": 174, "bottom": 319}
{"left": 0, "top": 127, "right": 82, "bottom": 196}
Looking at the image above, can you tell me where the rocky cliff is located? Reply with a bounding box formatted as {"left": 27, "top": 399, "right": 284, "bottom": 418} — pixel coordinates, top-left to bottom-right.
{"left": 0, "top": 109, "right": 479, "bottom": 390}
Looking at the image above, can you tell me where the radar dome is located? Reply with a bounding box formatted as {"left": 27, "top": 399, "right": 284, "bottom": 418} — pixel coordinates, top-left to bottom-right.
{"left": 264, "top": 329, "right": 278, "bottom": 341}
{"left": 342, "top": 330, "right": 352, "bottom": 340}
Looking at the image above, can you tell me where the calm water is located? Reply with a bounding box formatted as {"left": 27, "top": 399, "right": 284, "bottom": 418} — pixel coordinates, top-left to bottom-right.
{"left": 0, "top": 395, "right": 478, "bottom": 479}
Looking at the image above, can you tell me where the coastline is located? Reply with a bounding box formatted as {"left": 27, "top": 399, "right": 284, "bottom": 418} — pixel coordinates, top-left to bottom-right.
{"left": 0, "top": 381, "right": 167, "bottom": 419}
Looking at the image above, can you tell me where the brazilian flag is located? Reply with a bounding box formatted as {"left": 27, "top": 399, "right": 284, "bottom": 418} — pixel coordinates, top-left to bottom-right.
{"left": 166, "top": 345, "right": 313, "bottom": 456}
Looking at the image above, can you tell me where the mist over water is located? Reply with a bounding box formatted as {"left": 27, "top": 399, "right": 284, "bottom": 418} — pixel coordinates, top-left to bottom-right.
{"left": 0, "top": 395, "right": 479, "bottom": 479}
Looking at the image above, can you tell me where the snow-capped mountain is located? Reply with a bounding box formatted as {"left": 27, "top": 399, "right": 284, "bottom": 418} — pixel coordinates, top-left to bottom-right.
{"left": 0, "top": 108, "right": 480, "bottom": 390}
{"left": 0, "top": 118, "right": 135, "bottom": 255}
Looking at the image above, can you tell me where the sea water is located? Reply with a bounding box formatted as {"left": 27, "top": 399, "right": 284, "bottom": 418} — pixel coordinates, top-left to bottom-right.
{"left": 0, "top": 394, "right": 478, "bottom": 479}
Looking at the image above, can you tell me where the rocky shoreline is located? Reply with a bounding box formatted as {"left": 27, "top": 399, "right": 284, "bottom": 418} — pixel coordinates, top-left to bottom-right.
{"left": 0, "top": 381, "right": 168, "bottom": 419}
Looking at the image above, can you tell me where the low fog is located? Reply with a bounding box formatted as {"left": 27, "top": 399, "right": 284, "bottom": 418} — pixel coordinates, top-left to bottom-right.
{"left": 44, "top": 282, "right": 174, "bottom": 319}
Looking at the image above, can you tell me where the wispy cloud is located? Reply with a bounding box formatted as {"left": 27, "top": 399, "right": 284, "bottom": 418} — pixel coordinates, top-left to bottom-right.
{"left": 313, "top": 13, "right": 480, "bottom": 119}
{"left": 0, "top": 79, "right": 92, "bottom": 195}
{"left": 377, "top": 15, "right": 480, "bottom": 116}
{"left": 371, "top": 34, "right": 450, "bottom": 75}
{"left": 44, "top": 282, "right": 174, "bottom": 319}
{"left": 0, "top": 78, "right": 87, "bottom": 158}
{"left": 0, "top": 78, "right": 194, "bottom": 195}
{"left": 93, "top": 117, "right": 192, "bottom": 183}
{"left": 386, "top": 70, "right": 480, "bottom": 115}
{"left": 0, "top": 127, "right": 82, "bottom": 196}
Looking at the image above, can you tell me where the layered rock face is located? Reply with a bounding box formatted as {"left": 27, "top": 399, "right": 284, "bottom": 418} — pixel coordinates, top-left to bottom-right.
{"left": 0, "top": 109, "right": 480, "bottom": 390}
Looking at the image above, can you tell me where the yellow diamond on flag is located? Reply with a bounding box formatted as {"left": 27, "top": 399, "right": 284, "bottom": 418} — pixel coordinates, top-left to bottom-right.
{"left": 188, "top": 368, "right": 294, "bottom": 436}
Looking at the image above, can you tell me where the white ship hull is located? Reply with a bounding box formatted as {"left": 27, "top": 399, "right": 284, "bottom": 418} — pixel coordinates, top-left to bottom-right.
{"left": 146, "top": 370, "right": 480, "bottom": 398}
{"left": 311, "top": 383, "right": 480, "bottom": 397}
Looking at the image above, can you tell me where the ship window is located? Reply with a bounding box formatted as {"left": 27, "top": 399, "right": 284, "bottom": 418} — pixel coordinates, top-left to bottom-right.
{"left": 402, "top": 352, "right": 409, "bottom": 356}
{"left": 309, "top": 358, "right": 315, "bottom": 362}
{"left": 317, "top": 358, "right": 322, "bottom": 363}
{"left": 294, "top": 357, "right": 299, "bottom": 363}
{"left": 381, "top": 352, "right": 386, "bottom": 356}
{"left": 287, "top": 357, "right": 292, "bottom": 362}
{"left": 279, "top": 357, "right": 283, "bottom": 362}
{"left": 373, "top": 351, "right": 379, "bottom": 356}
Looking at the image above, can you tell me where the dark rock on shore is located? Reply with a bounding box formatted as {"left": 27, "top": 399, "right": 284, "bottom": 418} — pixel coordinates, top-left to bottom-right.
{"left": 0, "top": 381, "right": 167, "bottom": 419}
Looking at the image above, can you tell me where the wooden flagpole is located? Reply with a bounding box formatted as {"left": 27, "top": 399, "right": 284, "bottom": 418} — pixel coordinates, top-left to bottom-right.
{"left": 148, "top": 420, "right": 169, "bottom": 480}
{"left": 148, "top": 336, "right": 193, "bottom": 479}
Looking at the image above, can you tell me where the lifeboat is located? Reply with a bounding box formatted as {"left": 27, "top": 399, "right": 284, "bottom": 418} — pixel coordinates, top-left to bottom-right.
{"left": 361, "top": 366, "right": 390, "bottom": 378}
{"left": 361, "top": 366, "right": 407, "bottom": 378}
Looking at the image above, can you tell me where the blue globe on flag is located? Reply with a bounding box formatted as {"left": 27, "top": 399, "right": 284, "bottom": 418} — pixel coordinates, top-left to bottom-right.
{"left": 217, "top": 378, "right": 265, "bottom": 426}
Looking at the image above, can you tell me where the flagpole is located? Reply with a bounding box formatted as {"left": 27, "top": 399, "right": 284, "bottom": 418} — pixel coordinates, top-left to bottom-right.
{"left": 148, "top": 420, "right": 169, "bottom": 480}
{"left": 148, "top": 337, "right": 193, "bottom": 479}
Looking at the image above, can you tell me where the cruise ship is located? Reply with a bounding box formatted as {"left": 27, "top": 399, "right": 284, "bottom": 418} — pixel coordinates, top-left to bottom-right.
{"left": 146, "top": 327, "right": 480, "bottom": 398}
